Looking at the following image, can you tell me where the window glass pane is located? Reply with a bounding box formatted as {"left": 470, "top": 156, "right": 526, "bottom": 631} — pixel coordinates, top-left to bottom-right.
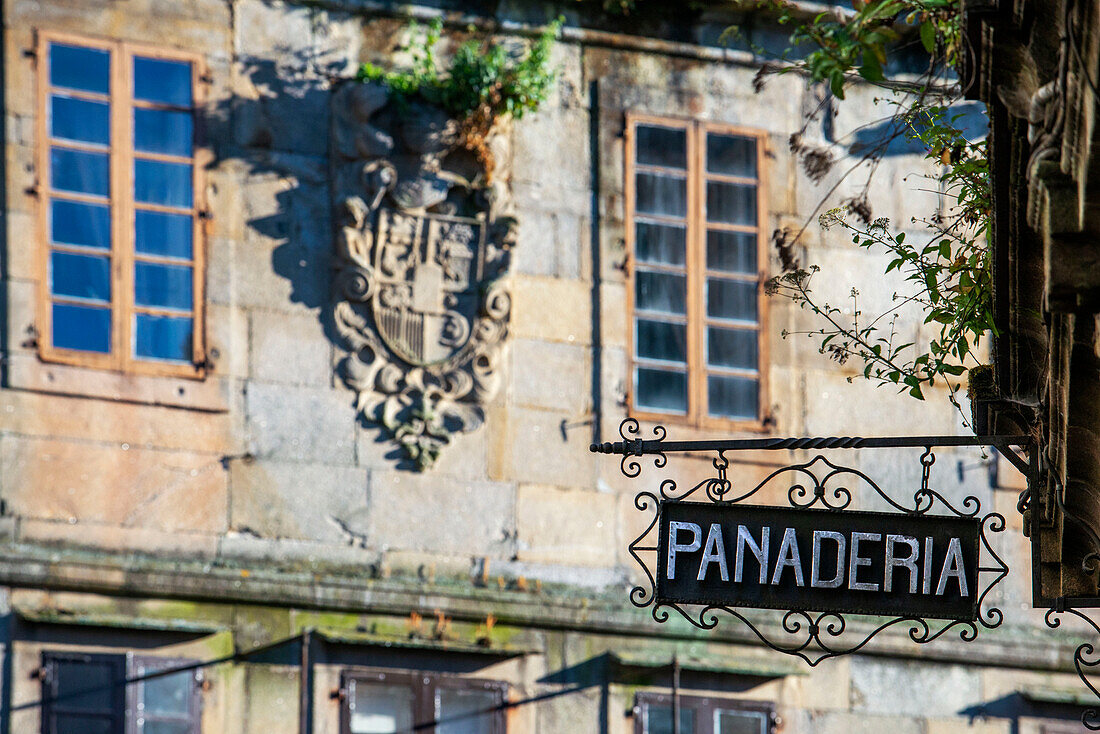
{"left": 636, "top": 125, "right": 687, "bottom": 169}
{"left": 707, "top": 134, "right": 757, "bottom": 177}
{"left": 708, "top": 326, "right": 758, "bottom": 370}
{"left": 636, "top": 271, "right": 686, "bottom": 314}
{"left": 134, "top": 57, "right": 192, "bottom": 106}
{"left": 52, "top": 303, "right": 111, "bottom": 353}
{"left": 134, "top": 314, "right": 192, "bottom": 361}
{"left": 135, "top": 262, "right": 192, "bottom": 310}
{"left": 54, "top": 660, "right": 116, "bottom": 711}
{"left": 53, "top": 304, "right": 110, "bottom": 352}
{"left": 708, "top": 375, "right": 759, "bottom": 420}
{"left": 636, "top": 173, "right": 687, "bottom": 218}
{"left": 636, "top": 320, "right": 687, "bottom": 363}
{"left": 51, "top": 148, "right": 109, "bottom": 196}
{"left": 49, "top": 43, "right": 109, "bottom": 94}
{"left": 635, "top": 368, "right": 687, "bottom": 413}
{"left": 716, "top": 710, "right": 769, "bottom": 734}
{"left": 349, "top": 682, "right": 414, "bottom": 734}
{"left": 645, "top": 705, "right": 695, "bottom": 734}
{"left": 51, "top": 200, "right": 110, "bottom": 249}
{"left": 54, "top": 715, "right": 113, "bottom": 734}
{"left": 142, "top": 721, "right": 192, "bottom": 734}
{"left": 707, "top": 229, "right": 757, "bottom": 274}
{"left": 437, "top": 688, "right": 498, "bottom": 734}
{"left": 706, "top": 181, "right": 756, "bottom": 226}
{"left": 707, "top": 279, "right": 758, "bottom": 322}
{"left": 134, "top": 160, "right": 193, "bottom": 208}
{"left": 134, "top": 108, "right": 193, "bottom": 157}
{"left": 50, "top": 95, "right": 109, "bottom": 145}
{"left": 636, "top": 222, "right": 686, "bottom": 266}
{"left": 136, "top": 210, "right": 193, "bottom": 259}
{"left": 140, "top": 668, "right": 191, "bottom": 717}
{"left": 51, "top": 251, "right": 110, "bottom": 302}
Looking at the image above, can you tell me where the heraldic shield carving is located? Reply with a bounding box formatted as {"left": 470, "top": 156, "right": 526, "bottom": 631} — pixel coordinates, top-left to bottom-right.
{"left": 331, "top": 81, "right": 516, "bottom": 470}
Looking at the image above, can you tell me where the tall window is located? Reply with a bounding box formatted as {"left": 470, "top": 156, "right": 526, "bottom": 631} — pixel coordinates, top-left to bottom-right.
{"left": 625, "top": 115, "right": 766, "bottom": 427}
{"left": 634, "top": 693, "right": 775, "bottom": 734}
{"left": 37, "top": 33, "right": 204, "bottom": 376}
{"left": 341, "top": 670, "right": 507, "bottom": 734}
{"left": 40, "top": 651, "right": 202, "bottom": 734}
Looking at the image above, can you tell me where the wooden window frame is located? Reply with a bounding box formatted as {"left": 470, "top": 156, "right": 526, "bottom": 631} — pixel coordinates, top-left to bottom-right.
{"left": 633, "top": 691, "right": 776, "bottom": 734}
{"left": 35, "top": 30, "right": 208, "bottom": 379}
{"left": 624, "top": 112, "right": 769, "bottom": 431}
{"left": 339, "top": 668, "right": 508, "bottom": 734}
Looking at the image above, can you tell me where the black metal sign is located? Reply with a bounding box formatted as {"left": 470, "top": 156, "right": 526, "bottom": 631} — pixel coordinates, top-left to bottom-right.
{"left": 658, "top": 502, "right": 980, "bottom": 621}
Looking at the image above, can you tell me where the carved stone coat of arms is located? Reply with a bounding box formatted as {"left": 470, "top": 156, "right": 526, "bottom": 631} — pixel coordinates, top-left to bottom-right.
{"left": 331, "top": 82, "right": 516, "bottom": 470}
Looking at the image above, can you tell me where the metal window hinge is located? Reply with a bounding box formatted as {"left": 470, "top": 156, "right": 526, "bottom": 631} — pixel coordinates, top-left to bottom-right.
{"left": 198, "top": 210, "right": 214, "bottom": 221}
{"left": 23, "top": 48, "right": 36, "bottom": 59}
{"left": 330, "top": 687, "right": 347, "bottom": 702}
{"left": 198, "top": 72, "right": 214, "bottom": 85}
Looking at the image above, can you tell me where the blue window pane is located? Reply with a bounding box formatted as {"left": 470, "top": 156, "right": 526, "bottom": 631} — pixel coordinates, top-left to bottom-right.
{"left": 635, "top": 222, "right": 686, "bottom": 266}
{"left": 51, "top": 199, "right": 110, "bottom": 249}
{"left": 636, "top": 173, "right": 687, "bottom": 218}
{"left": 707, "top": 278, "right": 758, "bottom": 322}
{"left": 50, "top": 95, "right": 109, "bottom": 145}
{"left": 134, "top": 108, "right": 193, "bottom": 156}
{"left": 636, "top": 125, "right": 687, "bottom": 169}
{"left": 136, "top": 210, "right": 192, "bottom": 259}
{"left": 646, "top": 705, "right": 695, "bottom": 734}
{"left": 706, "top": 181, "right": 757, "bottom": 226}
{"left": 51, "top": 148, "right": 109, "bottom": 196}
{"left": 635, "top": 271, "right": 686, "bottom": 314}
{"left": 134, "top": 159, "right": 192, "bottom": 207}
{"left": 636, "top": 368, "right": 687, "bottom": 414}
{"left": 52, "top": 303, "right": 110, "bottom": 353}
{"left": 50, "top": 251, "right": 110, "bottom": 302}
{"left": 134, "top": 314, "right": 192, "bottom": 361}
{"left": 49, "top": 43, "right": 109, "bottom": 94}
{"left": 707, "top": 229, "right": 757, "bottom": 274}
{"left": 708, "top": 326, "right": 758, "bottom": 370}
{"left": 708, "top": 375, "right": 759, "bottom": 420}
{"left": 636, "top": 319, "right": 687, "bottom": 363}
{"left": 133, "top": 57, "right": 192, "bottom": 106}
{"left": 135, "top": 262, "right": 192, "bottom": 310}
{"left": 707, "top": 134, "right": 757, "bottom": 177}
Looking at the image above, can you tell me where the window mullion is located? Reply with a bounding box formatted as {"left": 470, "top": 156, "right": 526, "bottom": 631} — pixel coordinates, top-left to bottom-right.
{"left": 115, "top": 44, "right": 135, "bottom": 371}
{"left": 688, "top": 121, "right": 706, "bottom": 425}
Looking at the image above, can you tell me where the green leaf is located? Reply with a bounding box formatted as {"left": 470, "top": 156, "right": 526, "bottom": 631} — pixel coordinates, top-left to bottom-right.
{"left": 909, "top": 385, "right": 925, "bottom": 399}
{"left": 829, "top": 70, "right": 846, "bottom": 99}
{"left": 919, "top": 21, "right": 936, "bottom": 54}
{"left": 858, "top": 54, "right": 884, "bottom": 82}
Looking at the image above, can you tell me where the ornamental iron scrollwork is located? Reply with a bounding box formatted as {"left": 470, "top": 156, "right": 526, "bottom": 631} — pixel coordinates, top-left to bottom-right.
{"left": 603, "top": 419, "right": 1016, "bottom": 667}
{"left": 1044, "top": 602, "right": 1100, "bottom": 730}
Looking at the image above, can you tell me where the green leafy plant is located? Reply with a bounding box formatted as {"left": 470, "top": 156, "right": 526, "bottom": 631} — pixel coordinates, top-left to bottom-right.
{"left": 726, "top": 0, "right": 994, "bottom": 419}
{"left": 356, "top": 18, "right": 562, "bottom": 176}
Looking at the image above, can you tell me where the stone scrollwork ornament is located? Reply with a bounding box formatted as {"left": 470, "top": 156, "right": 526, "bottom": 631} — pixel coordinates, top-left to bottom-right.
{"left": 331, "top": 81, "right": 516, "bottom": 470}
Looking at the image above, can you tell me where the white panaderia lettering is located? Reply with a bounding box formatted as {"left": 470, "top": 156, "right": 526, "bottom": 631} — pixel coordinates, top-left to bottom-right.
{"left": 770, "top": 527, "right": 805, "bottom": 586}
{"left": 734, "top": 525, "right": 770, "bottom": 583}
{"left": 848, "top": 532, "right": 881, "bottom": 591}
{"left": 696, "top": 523, "right": 729, "bottom": 581}
{"left": 810, "top": 530, "right": 846, "bottom": 588}
{"left": 884, "top": 534, "right": 920, "bottom": 593}
{"left": 666, "top": 521, "right": 701, "bottom": 581}
{"left": 935, "top": 537, "right": 969, "bottom": 597}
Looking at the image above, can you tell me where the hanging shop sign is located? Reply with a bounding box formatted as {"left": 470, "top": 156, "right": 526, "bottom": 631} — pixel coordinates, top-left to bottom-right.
{"left": 591, "top": 419, "right": 1035, "bottom": 668}
{"left": 659, "top": 502, "right": 979, "bottom": 621}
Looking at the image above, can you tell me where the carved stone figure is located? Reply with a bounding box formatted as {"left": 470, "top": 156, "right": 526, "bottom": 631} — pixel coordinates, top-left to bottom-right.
{"left": 331, "top": 81, "right": 516, "bottom": 470}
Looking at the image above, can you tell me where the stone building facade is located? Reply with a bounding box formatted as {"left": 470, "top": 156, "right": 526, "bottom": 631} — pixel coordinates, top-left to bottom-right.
{"left": 0, "top": 0, "right": 1092, "bottom": 732}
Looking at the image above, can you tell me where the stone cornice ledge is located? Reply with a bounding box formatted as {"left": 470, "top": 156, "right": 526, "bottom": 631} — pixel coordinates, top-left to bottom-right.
{"left": 0, "top": 544, "right": 1082, "bottom": 673}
